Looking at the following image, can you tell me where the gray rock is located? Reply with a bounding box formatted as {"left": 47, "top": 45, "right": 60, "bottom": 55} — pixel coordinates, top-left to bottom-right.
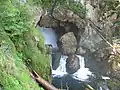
{"left": 85, "top": 48, "right": 110, "bottom": 76}
{"left": 79, "top": 27, "right": 103, "bottom": 52}
{"left": 59, "top": 32, "right": 77, "bottom": 55}
{"left": 52, "top": 52, "right": 61, "bottom": 70}
{"left": 76, "top": 46, "right": 86, "bottom": 55}
{"left": 66, "top": 54, "right": 80, "bottom": 74}
{"left": 53, "top": 8, "right": 85, "bottom": 28}
{"left": 39, "top": 12, "right": 58, "bottom": 27}
{"left": 38, "top": 8, "right": 85, "bottom": 29}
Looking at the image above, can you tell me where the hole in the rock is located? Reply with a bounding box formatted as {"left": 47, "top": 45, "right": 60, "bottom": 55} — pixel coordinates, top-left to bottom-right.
{"left": 38, "top": 18, "right": 110, "bottom": 90}
{"left": 54, "top": 22, "right": 83, "bottom": 43}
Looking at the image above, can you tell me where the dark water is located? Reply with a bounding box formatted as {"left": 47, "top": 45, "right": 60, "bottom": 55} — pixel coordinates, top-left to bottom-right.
{"left": 52, "top": 75, "right": 96, "bottom": 90}
{"left": 39, "top": 27, "right": 109, "bottom": 90}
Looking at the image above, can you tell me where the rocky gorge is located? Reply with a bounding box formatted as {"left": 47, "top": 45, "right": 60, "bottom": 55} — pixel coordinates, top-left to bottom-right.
{"left": 0, "top": 0, "right": 120, "bottom": 90}
{"left": 37, "top": 0, "right": 120, "bottom": 89}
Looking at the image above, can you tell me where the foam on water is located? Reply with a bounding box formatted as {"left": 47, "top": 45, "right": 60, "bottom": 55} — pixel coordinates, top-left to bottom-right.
{"left": 40, "top": 27, "right": 110, "bottom": 90}
{"left": 52, "top": 55, "right": 93, "bottom": 81}
{"left": 40, "top": 27, "right": 93, "bottom": 81}
{"left": 72, "top": 55, "right": 93, "bottom": 81}
{"left": 20, "top": 0, "right": 26, "bottom": 3}
{"left": 52, "top": 55, "right": 68, "bottom": 78}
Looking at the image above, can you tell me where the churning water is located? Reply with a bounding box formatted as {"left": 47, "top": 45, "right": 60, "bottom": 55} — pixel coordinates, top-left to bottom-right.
{"left": 40, "top": 27, "right": 110, "bottom": 90}
{"left": 52, "top": 55, "right": 93, "bottom": 81}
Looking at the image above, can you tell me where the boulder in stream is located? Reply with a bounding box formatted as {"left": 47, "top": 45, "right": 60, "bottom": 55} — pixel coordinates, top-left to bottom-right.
{"left": 66, "top": 54, "right": 80, "bottom": 74}
{"left": 59, "top": 32, "right": 77, "bottom": 55}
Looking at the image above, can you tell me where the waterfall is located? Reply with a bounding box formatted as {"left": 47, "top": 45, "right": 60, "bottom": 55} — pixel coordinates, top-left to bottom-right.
{"left": 52, "top": 55, "right": 93, "bottom": 81}
{"left": 72, "top": 55, "right": 93, "bottom": 81}
{"left": 39, "top": 27, "right": 110, "bottom": 90}
{"left": 40, "top": 27, "right": 92, "bottom": 81}
{"left": 52, "top": 55, "right": 68, "bottom": 77}
{"left": 40, "top": 27, "right": 58, "bottom": 49}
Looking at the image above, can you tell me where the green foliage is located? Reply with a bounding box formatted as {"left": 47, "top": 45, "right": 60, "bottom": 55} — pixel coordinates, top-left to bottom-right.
{"left": 99, "top": 0, "right": 120, "bottom": 19}
{"left": 28, "top": 0, "right": 85, "bottom": 18}
{"left": 0, "top": 1, "right": 32, "bottom": 37}
{"left": 68, "top": 0, "right": 85, "bottom": 18}
{"left": 0, "top": 29, "right": 42, "bottom": 90}
{"left": 109, "top": 79, "right": 120, "bottom": 90}
{"left": 98, "top": 0, "right": 120, "bottom": 36}
{"left": 28, "top": 0, "right": 52, "bottom": 9}
{"left": 23, "top": 28, "right": 51, "bottom": 81}
{"left": 0, "top": 0, "right": 51, "bottom": 89}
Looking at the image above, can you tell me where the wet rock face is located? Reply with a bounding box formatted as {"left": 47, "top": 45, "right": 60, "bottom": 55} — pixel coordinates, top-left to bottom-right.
{"left": 66, "top": 54, "right": 80, "bottom": 74}
{"left": 79, "top": 27, "right": 103, "bottom": 52}
{"left": 58, "top": 32, "right": 77, "bottom": 55}
{"left": 52, "top": 52, "right": 61, "bottom": 70}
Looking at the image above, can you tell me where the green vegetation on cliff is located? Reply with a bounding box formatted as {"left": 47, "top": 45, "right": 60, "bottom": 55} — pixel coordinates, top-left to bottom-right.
{"left": 0, "top": 0, "right": 50, "bottom": 90}
{"left": 0, "top": 29, "right": 42, "bottom": 90}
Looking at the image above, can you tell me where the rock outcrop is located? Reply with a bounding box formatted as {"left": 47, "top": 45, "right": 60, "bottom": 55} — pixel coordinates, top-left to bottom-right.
{"left": 66, "top": 54, "right": 80, "bottom": 74}
{"left": 58, "top": 32, "right": 77, "bottom": 55}
{"left": 38, "top": 9, "right": 85, "bottom": 29}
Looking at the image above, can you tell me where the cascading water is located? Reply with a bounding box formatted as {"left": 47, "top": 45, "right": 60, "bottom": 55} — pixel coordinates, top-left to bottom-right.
{"left": 52, "top": 55, "right": 93, "bottom": 81}
{"left": 52, "top": 55, "right": 68, "bottom": 77}
{"left": 72, "top": 55, "right": 93, "bottom": 81}
{"left": 40, "top": 27, "right": 58, "bottom": 48}
{"left": 40, "top": 27, "right": 92, "bottom": 80}
{"left": 39, "top": 27, "right": 110, "bottom": 90}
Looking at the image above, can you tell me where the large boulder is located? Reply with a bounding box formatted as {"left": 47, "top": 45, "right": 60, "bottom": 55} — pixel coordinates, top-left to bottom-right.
{"left": 79, "top": 26, "right": 103, "bottom": 53}
{"left": 39, "top": 12, "right": 59, "bottom": 28}
{"left": 66, "top": 54, "right": 80, "bottom": 74}
{"left": 58, "top": 32, "right": 77, "bottom": 55}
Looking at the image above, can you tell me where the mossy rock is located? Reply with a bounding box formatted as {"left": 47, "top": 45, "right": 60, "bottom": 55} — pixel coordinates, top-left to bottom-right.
{"left": 23, "top": 28, "right": 51, "bottom": 81}
{"left": 0, "top": 30, "right": 42, "bottom": 90}
{"left": 0, "top": 0, "right": 51, "bottom": 89}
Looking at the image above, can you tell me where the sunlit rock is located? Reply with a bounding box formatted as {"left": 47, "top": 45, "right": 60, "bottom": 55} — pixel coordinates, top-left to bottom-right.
{"left": 59, "top": 32, "right": 77, "bottom": 55}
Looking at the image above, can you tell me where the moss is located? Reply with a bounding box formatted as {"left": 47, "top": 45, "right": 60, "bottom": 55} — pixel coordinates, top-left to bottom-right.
{"left": 0, "top": 30, "right": 42, "bottom": 90}
{"left": 23, "top": 28, "right": 51, "bottom": 81}
{"left": 0, "top": 0, "right": 51, "bottom": 89}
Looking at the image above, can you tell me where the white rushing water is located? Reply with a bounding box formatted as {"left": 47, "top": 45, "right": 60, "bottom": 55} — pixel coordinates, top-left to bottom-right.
{"left": 72, "top": 55, "right": 93, "bottom": 81}
{"left": 40, "top": 27, "right": 58, "bottom": 48}
{"left": 52, "top": 55, "right": 93, "bottom": 81}
{"left": 40, "top": 27, "right": 93, "bottom": 81}
{"left": 52, "top": 55, "right": 68, "bottom": 77}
